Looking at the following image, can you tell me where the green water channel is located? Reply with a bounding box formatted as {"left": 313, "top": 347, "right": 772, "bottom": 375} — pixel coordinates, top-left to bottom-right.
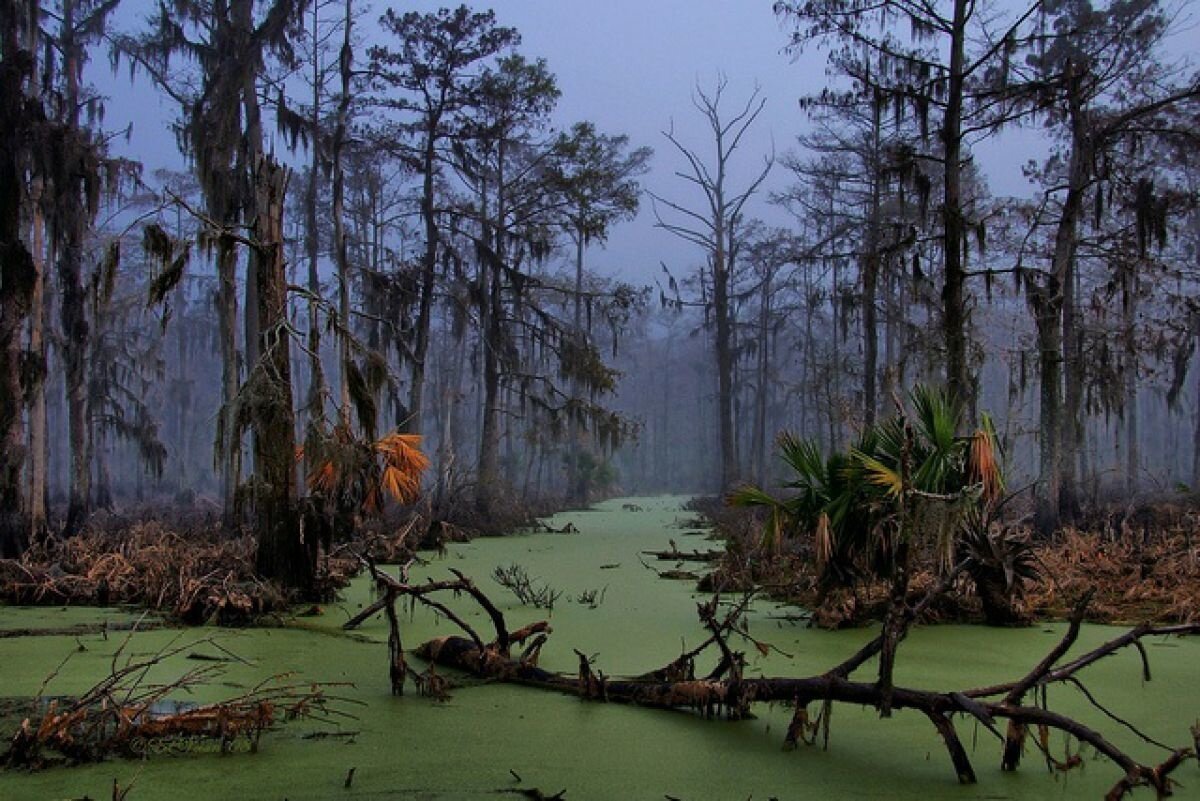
{"left": 1, "top": 496, "right": 1197, "bottom": 800}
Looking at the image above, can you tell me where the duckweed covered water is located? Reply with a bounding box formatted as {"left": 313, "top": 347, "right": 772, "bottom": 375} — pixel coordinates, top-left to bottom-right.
{"left": 1, "top": 496, "right": 1197, "bottom": 800}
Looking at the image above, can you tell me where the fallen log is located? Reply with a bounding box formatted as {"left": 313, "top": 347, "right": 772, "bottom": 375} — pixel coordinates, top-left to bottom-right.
{"left": 642, "top": 538, "right": 723, "bottom": 562}
{"left": 365, "top": 559, "right": 1199, "bottom": 800}
{"left": 641, "top": 548, "right": 724, "bottom": 562}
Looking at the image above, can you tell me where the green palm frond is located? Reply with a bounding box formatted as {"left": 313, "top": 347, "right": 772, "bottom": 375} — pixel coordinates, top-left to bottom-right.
{"left": 728, "top": 484, "right": 791, "bottom": 551}
{"left": 777, "top": 431, "right": 826, "bottom": 490}
{"left": 727, "top": 484, "right": 783, "bottom": 510}
{"left": 852, "top": 450, "right": 903, "bottom": 497}
{"left": 910, "top": 384, "right": 961, "bottom": 456}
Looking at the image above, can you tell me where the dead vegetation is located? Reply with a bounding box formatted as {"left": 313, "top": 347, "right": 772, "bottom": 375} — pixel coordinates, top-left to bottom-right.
{"left": 491, "top": 563, "right": 564, "bottom": 611}
{"left": 696, "top": 497, "right": 1200, "bottom": 627}
{"left": 0, "top": 511, "right": 447, "bottom": 625}
{"left": 0, "top": 521, "right": 295, "bottom": 625}
{"left": 0, "top": 480, "right": 588, "bottom": 630}
{"left": 1028, "top": 525, "right": 1200, "bottom": 624}
{"left": 1, "top": 631, "right": 351, "bottom": 769}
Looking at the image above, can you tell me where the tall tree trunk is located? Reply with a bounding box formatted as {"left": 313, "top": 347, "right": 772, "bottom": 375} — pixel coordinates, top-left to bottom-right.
{"left": 303, "top": 1, "right": 326, "bottom": 439}
{"left": 567, "top": 233, "right": 586, "bottom": 503}
{"left": 1058, "top": 75, "right": 1089, "bottom": 524}
{"left": 862, "top": 98, "right": 883, "bottom": 426}
{"left": 1192, "top": 319, "right": 1200, "bottom": 490}
{"left": 27, "top": 175, "right": 47, "bottom": 536}
{"left": 173, "top": 274, "right": 191, "bottom": 492}
{"left": 1034, "top": 79, "right": 1090, "bottom": 534}
{"left": 1032, "top": 287, "right": 1062, "bottom": 536}
{"left": 217, "top": 238, "right": 241, "bottom": 525}
{"left": 58, "top": 0, "right": 92, "bottom": 536}
{"left": 25, "top": 5, "right": 47, "bottom": 537}
{"left": 752, "top": 268, "right": 771, "bottom": 486}
{"left": 251, "top": 157, "right": 308, "bottom": 591}
{"left": 941, "top": 0, "right": 970, "bottom": 414}
{"left": 476, "top": 263, "right": 503, "bottom": 515}
{"left": 1124, "top": 269, "right": 1138, "bottom": 498}
{"left": 0, "top": 0, "right": 36, "bottom": 554}
{"left": 714, "top": 231, "right": 738, "bottom": 490}
{"left": 476, "top": 153, "right": 505, "bottom": 516}
{"left": 332, "top": 0, "right": 353, "bottom": 432}
{"left": 239, "top": 2, "right": 261, "bottom": 379}
{"left": 407, "top": 117, "right": 440, "bottom": 436}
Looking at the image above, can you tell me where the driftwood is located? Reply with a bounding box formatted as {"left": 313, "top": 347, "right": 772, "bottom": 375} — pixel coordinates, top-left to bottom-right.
{"left": 363, "top": 558, "right": 1199, "bottom": 800}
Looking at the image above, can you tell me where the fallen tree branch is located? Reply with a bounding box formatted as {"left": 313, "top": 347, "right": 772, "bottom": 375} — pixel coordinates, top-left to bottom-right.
{"left": 2, "top": 632, "right": 351, "bottom": 768}
{"left": 370, "top": 567, "right": 1198, "bottom": 799}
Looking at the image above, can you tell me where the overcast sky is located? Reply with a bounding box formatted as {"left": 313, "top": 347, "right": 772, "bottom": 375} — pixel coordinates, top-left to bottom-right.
{"left": 97, "top": 0, "right": 1195, "bottom": 286}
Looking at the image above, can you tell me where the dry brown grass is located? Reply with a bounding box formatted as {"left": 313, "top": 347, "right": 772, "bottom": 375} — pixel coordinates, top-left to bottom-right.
{"left": 0, "top": 521, "right": 303, "bottom": 624}
{"left": 1027, "top": 525, "right": 1200, "bottom": 624}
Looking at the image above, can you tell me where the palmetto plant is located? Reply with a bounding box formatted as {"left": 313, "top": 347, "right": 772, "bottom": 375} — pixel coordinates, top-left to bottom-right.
{"left": 299, "top": 426, "right": 430, "bottom": 516}
{"left": 730, "top": 385, "right": 1005, "bottom": 602}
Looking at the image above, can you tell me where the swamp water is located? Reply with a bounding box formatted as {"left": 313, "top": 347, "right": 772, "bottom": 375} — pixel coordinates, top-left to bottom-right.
{"left": 0, "top": 496, "right": 1197, "bottom": 800}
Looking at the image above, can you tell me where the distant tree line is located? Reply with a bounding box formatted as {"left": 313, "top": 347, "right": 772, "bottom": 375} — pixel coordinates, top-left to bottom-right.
{"left": 1, "top": 0, "right": 1198, "bottom": 591}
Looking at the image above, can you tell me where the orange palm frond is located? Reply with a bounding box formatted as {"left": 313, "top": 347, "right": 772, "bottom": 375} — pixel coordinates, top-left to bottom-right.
{"left": 968, "top": 427, "right": 1003, "bottom": 504}
{"left": 308, "top": 461, "right": 337, "bottom": 494}
{"left": 814, "top": 512, "right": 833, "bottom": 570}
{"left": 374, "top": 433, "right": 429, "bottom": 505}
{"left": 363, "top": 485, "right": 382, "bottom": 516}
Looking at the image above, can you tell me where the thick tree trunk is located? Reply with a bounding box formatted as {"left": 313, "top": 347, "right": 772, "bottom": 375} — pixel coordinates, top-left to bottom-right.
{"left": 0, "top": 5, "right": 35, "bottom": 554}
{"left": 250, "top": 158, "right": 309, "bottom": 592}
{"left": 27, "top": 176, "right": 47, "bottom": 536}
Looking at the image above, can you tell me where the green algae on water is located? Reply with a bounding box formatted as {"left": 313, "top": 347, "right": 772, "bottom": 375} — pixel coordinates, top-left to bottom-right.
{"left": 1, "top": 496, "right": 1197, "bottom": 800}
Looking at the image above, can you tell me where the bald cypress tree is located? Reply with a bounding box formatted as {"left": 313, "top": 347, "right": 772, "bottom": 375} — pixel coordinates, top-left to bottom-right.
{"left": 120, "top": 0, "right": 311, "bottom": 526}
{"left": 124, "top": 0, "right": 317, "bottom": 589}
{"left": 369, "top": 6, "right": 520, "bottom": 437}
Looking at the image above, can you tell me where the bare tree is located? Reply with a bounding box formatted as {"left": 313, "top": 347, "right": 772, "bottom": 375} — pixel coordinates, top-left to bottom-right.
{"left": 652, "top": 77, "right": 773, "bottom": 490}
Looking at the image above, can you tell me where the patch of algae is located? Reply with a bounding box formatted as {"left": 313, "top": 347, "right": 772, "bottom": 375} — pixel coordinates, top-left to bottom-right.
{"left": 1, "top": 496, "right": 1197, "bottom": 800}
